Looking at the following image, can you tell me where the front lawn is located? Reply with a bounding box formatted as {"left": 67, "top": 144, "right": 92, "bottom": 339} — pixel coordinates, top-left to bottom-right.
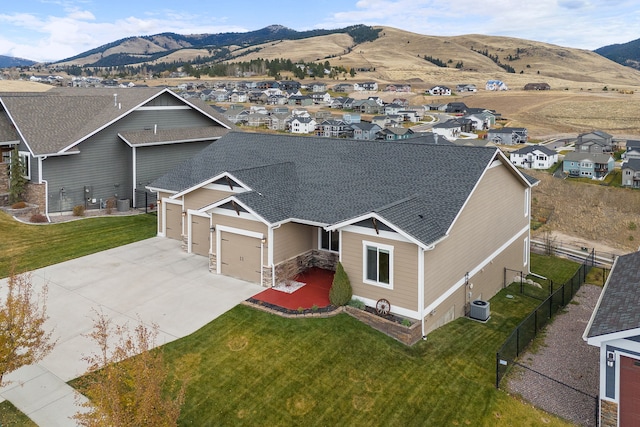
{"left": 0, "top": 401, "right": 37, "bottom": 426}
{"left": 0, "top": 211, "right": 157, "bottom": 278}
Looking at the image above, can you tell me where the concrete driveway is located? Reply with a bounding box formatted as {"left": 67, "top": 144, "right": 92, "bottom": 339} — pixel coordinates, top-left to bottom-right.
{"left": 0, "top": 237, "right": 263, "bottom": 426}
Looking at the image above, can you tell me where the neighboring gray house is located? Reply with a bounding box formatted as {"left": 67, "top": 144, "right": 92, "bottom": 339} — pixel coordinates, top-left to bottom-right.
{"left": 0, "top": 87, "right": 233, "bottom": 216}
{"left": 584, "top": 251, "right": 640, "bottom": 427}
{"left": 351, "top": 122, "right": 382, "bottom": 140}
{"left": 509, "top": 145, "right": 558, "bottom": 169}
{"left": 621, "top": 158, "right": 640, "bottom": 188}
{"left": 563, "top": 152, "right": 614, "bottom": 179}
{"left": 624, "top": 140, "right": 640, "bottom": 160}
{"left": 487, "top": 128, "right": 528, "bottom": 145}
{"left": 377, "top": 127, "right": 415, "bottom": 141}
{"left": 316, "top": 119, "right": 352, "bottom": 138}
{"left": 576, "top": 130, "right": 615, "bottom": 153}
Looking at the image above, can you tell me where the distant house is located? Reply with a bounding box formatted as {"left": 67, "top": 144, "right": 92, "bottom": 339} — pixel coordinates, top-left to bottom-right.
{"left": 316, "top": 119, "right": 352, "bottom": 138}
{"left": 333, "top": 83, "right": 354, "bottom": 93}
{"left": 510, "top": 145, "right": 558, "bottom": 169}
{"left": 288, "top": 95, "right": 313, "bottom": 107}
{"left": 432, "top": 120, "right": 462, "bottom": 141}
{"left": 486, "top": 80, "right": 508, "bottom": 91}
{"left": 624, "top": 140, "right": 640, "bottom": 160}
{"left": 352, "top": 99, "right": 381, "bottom": 115}
{"left": 311, "top": 83, "right": 327, "bottom": 92}
{"left": 487, "top": 128, "right": 528, "bottom": 145}
{"left": 524, "top": 83, "right": 550, "bottom": 91}
{"left": 465, "top": 111, "right": 496, "bottom": 130}
{"left": 289, "top": 117, "right": 317, "bottom": 134}
{"left": 563, "top": 152, "right": 614, "bottom": 179}
{"left": 584, "top": 251, "right": 640, "bottom": 427}
{"left": 621, "top": 158, "right": 640, "bottom": 188}
{"left": 351, "top": 122, "right": 382, "bottom": 140}
{"left": 384, "top": 103, "right": 404, "bottom": 116}
{"left": 354, "top": 81, "right": 378, "bottom": 91}
{"left": 377, "top": 127, "right": 415, "bottom": 140}
{"left": 456, "top": 84, "right": 477, "bottom": 93}
{"left": 576, "top": 130, "right": 615, "bottom": 153}
{"left": 445, "top": 102, "right": 468, "bottom": 114}
{"left": 310, "top": 92, "right": 331, "bottom": 104}
{"left": 427, "top": 86, "right": 452, "bottom": 96}
{"left": 384, "top": 84, "right": 411, "bottom": 92}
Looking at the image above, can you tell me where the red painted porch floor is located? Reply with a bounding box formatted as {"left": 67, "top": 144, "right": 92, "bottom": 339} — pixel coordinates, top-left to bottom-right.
{"left": 252, "top": 267, "right": 334, "bottom": 310}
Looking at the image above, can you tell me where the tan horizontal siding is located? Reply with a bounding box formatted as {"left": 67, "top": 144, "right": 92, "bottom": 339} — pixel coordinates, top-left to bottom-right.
{"left": 424, "top": 163, "right": 528, "bottom": 307}
{"left": 212, "top": 214, "right": 268, "bottom": 256}
{"left": 184, "top": 187, "right": 233, "bottom": 211}
{"left": 342, "top": 230, "right": 419, "bottom": 312}
{"left": 273, "top": 222, "right": 314, "bottom": 264}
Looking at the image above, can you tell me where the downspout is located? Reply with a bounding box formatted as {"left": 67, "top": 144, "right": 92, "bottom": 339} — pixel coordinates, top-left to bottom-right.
{"left": 132, "top": 146, "right": 137, "bottom": 208}
{"left": 419, "top": 247, "right": 426, "bottom": 339}
{"left": 268, "top": 224, "right": 281, "bottom": 287}
{"left": 38, "top": 156, "right": 51, "bottom": 222}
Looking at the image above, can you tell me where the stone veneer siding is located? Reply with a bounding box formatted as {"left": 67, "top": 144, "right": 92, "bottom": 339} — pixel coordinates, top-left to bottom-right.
{"left": 600, "top": 399, "right": 617, "bottom": 427}
{"left": 344, "top": 306, "right": 422, "bottom": 345}
{"left": 24, "top": 183, "right": 45, "bottom": 214}
{"left": 0, "top": 163, "right": 9, "bottom": 197}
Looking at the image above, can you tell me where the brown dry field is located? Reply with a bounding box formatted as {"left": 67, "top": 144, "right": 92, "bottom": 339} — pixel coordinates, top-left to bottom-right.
{"left": 0, "top": 80, "right": 53, "bottom": 92}
{"left": 528, "top": 170, "right": 640, "bottom": 252}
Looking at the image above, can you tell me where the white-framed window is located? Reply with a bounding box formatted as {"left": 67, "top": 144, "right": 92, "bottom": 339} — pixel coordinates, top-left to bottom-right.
{"left": 523, "top": 237, "right": 529, "bottom": 266}
{"left": 524, "top": 188, "right": 529, "bottom": 217}
{"left": 18, "top": 152, "right": 30, "bottom": 179}
{"left": 362, "top": 240, "right": 393, "bottom": 289}
{"left": 320, "top": 229, "right": 339, "bottom": 252}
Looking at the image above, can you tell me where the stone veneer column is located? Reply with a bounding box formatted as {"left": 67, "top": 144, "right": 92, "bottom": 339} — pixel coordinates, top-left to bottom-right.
{"left": 25, "top": 183, "right": 46, "bottom": 214}
{"left": 209, "top": 252, "right": 217, "bottom": 272}
{"left": 0, "top": 163, "right": 9, "bottom": 195}
{"left": 600, "top": 399, "right": 617, "bottom": 427}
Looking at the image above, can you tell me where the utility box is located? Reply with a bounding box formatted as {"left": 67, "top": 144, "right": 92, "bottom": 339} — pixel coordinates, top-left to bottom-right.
{"left": 470, "top": 300, "right": 490, "bottom": 321}
{"left": 116, "top": 198, "right": 129, "bottom": 212}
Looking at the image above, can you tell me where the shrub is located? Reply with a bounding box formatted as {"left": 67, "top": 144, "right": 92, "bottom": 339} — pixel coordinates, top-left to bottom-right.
{"left": 348, "top": 298, "right": 365, "bottom": 310}
{"left": 11, "top": 201, "right": 26, "bottom": 209}
{"left": 329, "top": 262, "right": 352, "bottom": 306}
{"left": 73, "top": 205, "right": 85, "bottom": 217}
{"left": 30, "top": 214, "right": 48, "bottom": 223}
{"left": 401, "top": 319, "right": 412, "bottom": 327}
{"left": 105, "top": 197, "right": 116, "bottom": 214}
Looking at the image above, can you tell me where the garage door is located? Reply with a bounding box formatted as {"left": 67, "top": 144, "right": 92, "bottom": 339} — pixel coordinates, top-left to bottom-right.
{"left": 220, "top": 231, "right": 262, "bottom": 284}
{"left": 620, "top": 355, "right": 640, "bottom": 426}
{"left": 165, "top": 203, "right": 182, "bottom": 240}
{"left": 191, "top": 215, "right": 210, "bottom": 256}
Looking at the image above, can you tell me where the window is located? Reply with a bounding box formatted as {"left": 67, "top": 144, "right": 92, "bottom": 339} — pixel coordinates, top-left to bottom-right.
{"left": 524, "top": 188, "right": 529, "bottom": 217}
{"left": 523, "top": 237, "right": 529, "bottom": 266}
{"left": 363, "top": 241, "right": 393, "bottom": 288}
{"left": 320, "top": 229, "right": 339, "bottom": 252}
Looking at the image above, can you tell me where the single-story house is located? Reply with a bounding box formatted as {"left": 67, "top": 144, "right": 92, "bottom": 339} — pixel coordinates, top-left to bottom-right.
{"left": 524, "top": 83, "right": 550, "bottom": 91}
{"left": 563, "top": 152, "right": 614, "bottom": 179}
{"left": 510, "top": 145, "right": 558, "bottom": 169}
{"left": 147, "top": 132, "right": 536, "bottom": 338}
{"left": 486, "top": 80, "right": 508, "bottom": 91}
{"left": 456, "top": 84, "right": 477, "bottom": 93}
{"left": 584, "top": 251, "right": 640, "bottom": 426}
{"left": 0, "top": 87, "right": 233, "bottom": 216}
{"left": 427, "top": 86, "right": 452, "bottom": 96}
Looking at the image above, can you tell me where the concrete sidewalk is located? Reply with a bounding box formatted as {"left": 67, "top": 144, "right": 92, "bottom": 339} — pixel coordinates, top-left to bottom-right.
{"left": 0, "top": 237, "right": 262, "bottom": 426}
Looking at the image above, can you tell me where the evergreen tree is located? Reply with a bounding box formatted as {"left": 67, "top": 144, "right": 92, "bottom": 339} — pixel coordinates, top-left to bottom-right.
{"left": 8, "top": 147, "right": 27, "bottom": 204}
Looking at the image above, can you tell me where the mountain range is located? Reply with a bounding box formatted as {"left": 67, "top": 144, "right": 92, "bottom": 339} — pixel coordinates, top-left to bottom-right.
{"left": 2, "top": 25, "right": 640, "bottom": 87}
{"left": 0, "top": 55, "right": 36, "bottom": 68}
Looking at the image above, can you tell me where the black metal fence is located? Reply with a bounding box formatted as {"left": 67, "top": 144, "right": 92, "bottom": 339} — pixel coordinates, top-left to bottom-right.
{"left": 135, "top": 189, "right": 157, "bottom": 213}
{"left": 504, "top": 268, "right": 553, "bottom": 300}
{"left": 496, "top": 249, "right": 595, "bottom": 388}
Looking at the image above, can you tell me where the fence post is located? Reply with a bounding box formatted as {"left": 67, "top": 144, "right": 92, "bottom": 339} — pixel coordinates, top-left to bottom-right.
{"left": 516, "top": 328, "right": 520, "bottom": 358}
{"left": 520, "top": 271, "right": 524, "bottom": 294}
{"left": 496, "top": 353, "right": 500, "bottom": 389}
{"left": 144, "top": 191, "right": 148, "bottom": 214}
{"left": 503, "top": 267, "right": 506, "bottom": 289}
{"left": 534, "top": 310, "right": 538, "bottom": 334}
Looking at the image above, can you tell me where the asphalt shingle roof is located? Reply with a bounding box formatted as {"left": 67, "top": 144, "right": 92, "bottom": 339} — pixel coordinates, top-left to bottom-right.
{"left": 150, "top": 132, "right": 508, "bottom": 247}
{"left": 0, "top": 87, "right": 232, "bottom": 155}
{"left": 511, "top": 145, "right": 556, "bottom": 156}
{"left": 586, "top": 251, "right": 640, "bottom": 338}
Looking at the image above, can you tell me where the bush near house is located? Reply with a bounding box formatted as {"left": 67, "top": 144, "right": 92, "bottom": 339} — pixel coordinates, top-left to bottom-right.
{"left": 329, "top": 262, "right": 352, "bottom": 306}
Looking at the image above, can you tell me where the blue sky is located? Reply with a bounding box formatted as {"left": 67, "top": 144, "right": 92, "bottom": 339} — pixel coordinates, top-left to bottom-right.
{"left": 0, "top": 0, "right": 639, "bottom": 62}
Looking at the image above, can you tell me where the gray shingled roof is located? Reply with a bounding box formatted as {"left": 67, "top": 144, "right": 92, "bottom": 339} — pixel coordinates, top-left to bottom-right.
{"left": 564, "top": 152, "right": 612, "bottom": 163}
{"left": 150, "top": 132, "right": 514, "bottom": 247}
{"left": 623, "top": 158, "right": 640, "bottom": 172}
{"left": 0, "top": 87, "right": 232, "bottom": 155}
{"left": 586, "top": 251, "right": 640, "bottom": 338}
{"left": 511, "top": 144, "right": 556, "bottom": 156}
{"left": 0, "top": 110, "right": 19, "bottom": 143}
{"left": 118, "top": 126, "right": 230, "bottom": 146}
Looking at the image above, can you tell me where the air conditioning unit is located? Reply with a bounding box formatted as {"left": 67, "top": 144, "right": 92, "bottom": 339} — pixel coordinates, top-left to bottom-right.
{"left": 470, "top": 300, "right": 490, "bottom": 321}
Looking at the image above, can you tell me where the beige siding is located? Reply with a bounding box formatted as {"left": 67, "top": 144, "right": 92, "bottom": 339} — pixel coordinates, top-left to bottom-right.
{"left": 424, "top": 163, "right": 529, "bottom": 309}
{"left": 341, "top": 230, "right": 419, "bottom": 312}
{"left": 184, "top": 187, "right": 233, "bottom": 211}
{"left": 212, "top": 213, "right": 268, "bottom": 256}
{"left": 273, "top": 222, "right": 314, "bottom": 264}
{"left": 157, "top": 191, "right": 171, "bottom": 234}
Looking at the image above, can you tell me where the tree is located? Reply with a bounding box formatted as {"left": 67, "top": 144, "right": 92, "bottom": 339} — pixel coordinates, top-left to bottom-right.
{"left": 329, "top": 262, "right": 352, "bottom": 306}
{"left": 74, "top": 312, "right": 185, "bottom": 427}
{"left": 0, "top": 269, "right": 55, "bottom": 386}
{"left": 8, "top": 147, "right": 27, "bottom": 204}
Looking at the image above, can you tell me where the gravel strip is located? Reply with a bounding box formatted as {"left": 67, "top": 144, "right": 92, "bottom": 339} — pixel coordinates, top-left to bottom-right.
{"left": 505, "top": 284, "right": 602, "bottom": 426}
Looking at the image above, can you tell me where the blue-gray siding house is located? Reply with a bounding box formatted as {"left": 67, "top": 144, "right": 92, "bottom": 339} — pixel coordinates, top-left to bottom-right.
{"left": 563, "top": 152, "right": 614, "bottom": 179}
{"left": 584, "top": 251, "right": 640, "bottom": 426}
{"left": 0, "top": 87, "right": 233, "bottom": 217}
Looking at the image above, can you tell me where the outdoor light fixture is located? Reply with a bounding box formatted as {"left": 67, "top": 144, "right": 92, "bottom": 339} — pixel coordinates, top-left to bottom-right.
{"left": 261, "top": 237, "right": 267, "bottom": 244}
{"left": 607, "top": 351, "right": 615, "bottom": 368}
{"left": 181, "top": 211, "right": 186, "bottom": 217}
{"left": 210, "top": 226, "right": 215, "bottom": 232}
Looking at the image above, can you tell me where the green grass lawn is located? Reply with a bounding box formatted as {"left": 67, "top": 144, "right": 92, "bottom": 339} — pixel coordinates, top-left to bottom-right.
{"left": 144, "top": 255, "right": 581, "bottom": 426}
{"left": 0, "top": 211, "right": 157, "bottom": 278}
{"left": 0, "top": 401, "right": 38, "bottom": 426}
